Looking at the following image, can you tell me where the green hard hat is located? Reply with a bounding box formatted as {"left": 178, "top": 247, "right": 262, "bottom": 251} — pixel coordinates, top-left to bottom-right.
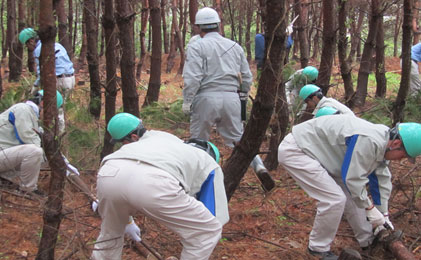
{"left": 38, "top": 90, "right": 63, "bottom": 108}
{"left": 186, "top": 138, "right": 220, "bottom": 163}
{"left": 302, "top": 66, "right": 319, "bottom": 81}
{"left": 19, "top": 28, "right": 37, "bottom": 44}
{"left": 315, "top": 107, "right": 339, "bottom": 118}
{"left": 397, "top": 123, "right": 421, "bottom": 158}
{"left": 107, "top": 113, "right": 143, "bottom": 141}
{"left": 299, "top": 84, "right": 321, "bottom": 100}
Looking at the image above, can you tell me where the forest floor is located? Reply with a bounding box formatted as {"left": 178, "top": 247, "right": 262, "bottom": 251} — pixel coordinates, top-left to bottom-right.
{"left": 0, "top": 56, "right": 420, "bottom": 260}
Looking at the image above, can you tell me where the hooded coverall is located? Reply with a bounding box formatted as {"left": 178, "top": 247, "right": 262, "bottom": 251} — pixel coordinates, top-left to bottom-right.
{"left": 0, "top": 102, "right": 43, "bottom": 191}
{"left": 92, "top": 130, "right": 229, "bottom": 260}
{"left": 278, "top": 115, "right": 392, "bottom": 252}
{"left": 183, "top": 32, "right": 252, "bottom": 147}
{"left": 312, "top": 97, "right": 355, "bottom": 117}
{"left": 285, "top": 69, "right": 312, "bottom": 106}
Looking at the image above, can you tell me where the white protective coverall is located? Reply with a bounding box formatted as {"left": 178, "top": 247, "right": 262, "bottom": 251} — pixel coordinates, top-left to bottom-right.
{"left": 285, "top": 69, "right": 312, "bottom": 106}
{"left": 0, "top": 102, "right": 43, "bottom": 191}
{"left": 183, "top": 32, "right": 252, "bottom": 146}
{"left": 278, "top": 115, "right": 392, "bottom": 252}
{"left": 92, "top": 130, "right": 229, "bottom": 260}
{"left": 312, "top": 96, "right": 355, "bottom": 117}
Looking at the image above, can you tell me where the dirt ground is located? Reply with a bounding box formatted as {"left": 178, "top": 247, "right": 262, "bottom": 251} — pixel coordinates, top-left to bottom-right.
{"left": 0, "top": 56, "right": 420, "bottom": 260}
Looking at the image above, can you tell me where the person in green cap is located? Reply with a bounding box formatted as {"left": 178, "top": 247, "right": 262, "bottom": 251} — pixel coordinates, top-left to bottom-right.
{"left": 92, "top": 113, "right": 229, "bottom": 260}
{"left": 278, "top": 114, "right": 421, "bottom": 259}
{"left": 298, "top": 84, "right": 354, "bottom": 121}
{"left": 285, "top": 65, "right": 319, "bottom": 106}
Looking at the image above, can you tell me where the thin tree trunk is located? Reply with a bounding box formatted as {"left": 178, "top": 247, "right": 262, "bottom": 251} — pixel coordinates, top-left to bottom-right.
{"left": 294, "top": 0, "right": 309, "bottom": 68}
{"left": 35, "top": 0, "right": 67, "bottom": 258}
{"left": 224, "top": 0, "right": 286, "bottom": 200}
{"left": 315, "top": 0, "right": 336, "bottom": 95}
{"left": 15, "top": 0, "right": 24, "bottom": 77}
{"left": 143, "top": 0, "right": 162, "bottom": 107}
{"left": 412, "top": 0, "right": 419, "bottom": 44}
{"left": 116, "top": 0, "right": 139, "bottom": 116}
{"left": 352, "top": 0, "right": 379, "bottom": 107}
{"left": 161, "top": 0, "right": 169, "bottom": 54}
{"left": 78, "top": 17, "right": 88, "bottom": 68}
{"left": 68, "top": 0, "right": 73, "bottom": 59}
{"left": 100, "top": 0, "right": 117, "bottom": 159}
{"left": 166, "top": 17, "right": 176, "bottom": 73}
{"left": 238, "top": 1, "right": 243, "bottom": 46}
{"left": 337, "top": 0, "right": 354, "bottom": 107}
{"left": 1, "top": 0, "right": 6, "bottom": 59}
{"left": 347, "top": 4, "right": 366, "bottom": 64}
{"left": 7, "top": 0, "right": 20, "bottom": 81}
{"left": 393, "top": 5, "right": 402, "bottom": 57}
{"left": 214, "top": 0, "right": 225, "bottom": 37}
{"left": 72, "top": 2, "right": 78, "bottom": 56}
{"left": 375, "top": 8, "right": 386, "bottom": 98}
{"left": 311, "top": 1, "right": 322, "bottom": 60}
{"left": 189, "top": 0, "right": 197, "bottom": 25}
{"left": 84, "top": 0, "right": 101, "bottom": 118}
{"left": 245, "top": 0, "right": 252, "bottom": 62}
{"left": 55, "top": 0, "right": 72, "bottom": 57}
{"left": 180, "top": 0, "right": 186, "bottom": 45}
{"left": 173, "top": 0, "right": 185, "bottom": 74}
{"left": 136, "top": 0, "right": 149, "bottom": 80}
{"left": 393, "top": 0, "right": 413, "bottom": 124}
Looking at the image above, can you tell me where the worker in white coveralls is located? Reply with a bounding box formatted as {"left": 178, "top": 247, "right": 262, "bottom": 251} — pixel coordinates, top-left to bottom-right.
{"left": 92, "top": 113, "right": 229, "bottom": 260}
{"left": 278, "top": 115, "right": 421, "bottom": 259}
{"left": 298, "top": 84, "right": 354, "bottom": 120}
{"left": 0, "top": 90, "right": 78, "bottom": 195}
{"left": 182, "top": 7, "right": 270, "bottom": 180}
{"left": 285, "top": 65, "right": 319, "bottom": 106}
{"left": 19, "top": 28, "right": 75, "bottom": 134}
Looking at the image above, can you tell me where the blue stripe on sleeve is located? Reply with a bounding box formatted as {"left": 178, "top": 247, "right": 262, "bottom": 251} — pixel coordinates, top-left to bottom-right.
{"left": 8, "top": 112, "right": 25, "bottom": 145}
{"left": 368, "top": 172, "right": 381, "bottom": 205}
{"left": 342, "top": 135, "right": 359, "bottom": 190}
{"left": 198, "top": 170, "right": 216, "bottom": 216}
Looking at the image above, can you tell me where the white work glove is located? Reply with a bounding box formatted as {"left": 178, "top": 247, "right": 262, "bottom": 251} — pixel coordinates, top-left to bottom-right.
{"left": 383, "top": 212, "right": 394, "bottom": 230}
{"left": 182, "top": 102, "right": 191, "bottom": 115}
{"left": 66, "top": 163, "right": 80, "bottom": 176}
{"left": 125, "top": 220, "right": 142, "bottom": 242}
{"left": 373, "top": 212, "right": 394, "bottom": 236}
{"left": 286, "top": 25, "right": 293, "bottom": 35}
{"left": 366, "top": 206, "right": 385, "bottom": 228}
{"left": 91, "top": 200, "right": 98, "bottom": 212}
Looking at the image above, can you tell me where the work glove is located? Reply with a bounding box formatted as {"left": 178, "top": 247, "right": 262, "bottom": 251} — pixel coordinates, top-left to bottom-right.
{"left": 62, "top": 155, "right": 80, "bottom": 176}
{"left": 182, "top": 102, "right": 191, "bottom": 115}
{"left": 91, "top": 200, "right": 99, "bottom": 212}
{"left": 125, "top": 220, "right": 142, "bottom": 242}
{"left": 286, "top": 25, "right": 293, "bottom": 35}
{"left": 373, "top": 212, "right": 394, "bottom": 236}
{"left": 365, "top": 206, "right": 385, "bottom": 228}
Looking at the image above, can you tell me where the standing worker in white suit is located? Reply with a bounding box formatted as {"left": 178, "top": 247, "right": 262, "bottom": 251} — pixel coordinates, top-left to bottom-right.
{"left": 92, "top": 113, "right": 229, "bottom": 260}
{"left": 182, "top": 7, "right": 271, "bottom": 187}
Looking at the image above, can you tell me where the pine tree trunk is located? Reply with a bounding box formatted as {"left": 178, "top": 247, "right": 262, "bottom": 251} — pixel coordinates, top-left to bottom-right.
{"left": 245, "top": 0, "right": 252, "bottom": 62}
{"left": 315, "top": 0, "right": 336, "bottom": 95}
{"left": 347, "top": 3, "right": 366, "bottom": 64}
{"left": 35, "top": 0, "right": 67, "bottom": 258}
{"left": 68, "top": 0, "right": 73, "bottom": 59}
{"left": 337, "top": 0, "right": 354, "bottom": 107}
{"left": 116, "top": 0, "right": 139, "bottom": 116}
{"left": 393, "top": 0, "right": 413, "bottom": 124}
{"left": 161, "top": 0, "right": 169, "bottom": 54}
{"left": 55, "top": 0, "right": 72, "bottom": 57}
{"left": 7, "top": 0, "right": 20, "bottom": 81}
{"left": 84, "top": 0, "right": 101, "bottom": 118}
{"left": 294, "top": 0, "right": 309, "bottom": 68}
{"left": 143, "top": 0, "right": 162, "bottom": 107}
{"left": 393, "top": 6, "right": 402, "bottom": 57}
{"left": 100, "top": 0, "right": 117, "bottom": 159}
{"left": 173, "top": 0, "right": 185, "bottom": 75}
{"left": 136, "top": 0, "right": 149, "bottom": 80}
{"left": 1, "top": 0, "right": 6, "bottom": 59}
{"left": 352, "top": 0, "right": 379, "bottom": 107}
{"left": 166, "top": 19, "right": 176, "bottom": 73}
{"left": 375, "top": 9, "right": 387, "bottom": 98}
{"left": 224, "top": 0, "right": 286, "bottom": 200}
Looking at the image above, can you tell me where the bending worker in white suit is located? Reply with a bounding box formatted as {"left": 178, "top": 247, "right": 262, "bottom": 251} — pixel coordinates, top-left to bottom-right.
{"left": 92, "top": 113, "right": 229, "bottom": 260}
{"left": 278, "top": 115, "right": 421, "bottom": 259}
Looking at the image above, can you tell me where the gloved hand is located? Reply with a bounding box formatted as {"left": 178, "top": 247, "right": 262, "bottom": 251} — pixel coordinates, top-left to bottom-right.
{"left": 182, "top": 102, "right": 191, "bottom": 115}
{"left": 92, "top": 200, "right": 98, "bottom": 212}
{"left": 383, "top": 212, "right": 394, "bottom": 230}
{"left": 286, "top": 25, "right": 293, "bottom": 35}
{"left": 366, "top": 206, "right": 385, "bottom": 228}
{"left": 125, "top": 220, "right": 142, "bottom": 242}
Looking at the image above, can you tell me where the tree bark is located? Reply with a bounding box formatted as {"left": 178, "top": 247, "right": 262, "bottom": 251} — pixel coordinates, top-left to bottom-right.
{"left": 15, "top": 0, "right": 24, "bottom": 77}
{"left": 136, "top": 0, "right": 149, "bottom": 80}
{"left": 352, "top": 0, "right": 380, "bottom": 107}
{"left": 311, "top": 0, "right": 322, "bottom": 60}
{"left": 224, "top": 0, "right": 286, "bottom": 200}
{"left": 7, "top": 0, "right": 20, "bottom": 81}
{"left": 68, "top": 0, "right": 73, "bottom": 59}
{"left": 294, "top": 0, "right": 309, "bottom": 68}
{"left": 214, "top": 0, "right": 225, "bottom": 37}
{"left": 173, "top": 0, "right": 185, "bottom": 75}
{"left": 84, "top": 0, "right": 101, "bottom": 118}
{"left": 375, "top": 8, "right": 387, "bottom": 98}
{"left": 54, "top": 0, "right": 72, "bottom": 57}
{"left": 35, "top": 0, "right": 67, "bottom": 259}
{"left": 100, "top": 0, "right": 117, "bottom": 159}
{"left": 245, "top": 0, "right": 252, "bottom": 62}
{"left": 77, "top": 19, "right": 87, "bottom": 67}
{"left": 116, "top": 0, "right": 139, "bottom": 116}
{"left": 161, "top": 0, "right": 169, "bottom": 54}
{"left": 347, "top": 3, "right": 366, "bottom": 64}
{"left": 166, "top": 16, "right": 176, "bottom": 73}
{"left": 393, "top": 4, "right": 402, "bottom": 57}
{"left": 1, "top": 0, "right": 6, "bottom": 59}
{"left": 337, "top": 0, "right": 354, "bottom": 107}
{"left": 393, "top": 0, "right": 413, "bottom": 125}
{"left": 412, "top": 0, "right": 419, "bottom": 44}
{"left": 315, "top": 0, "right": 336, "bottom": 95}
{"left": 143, "top": 0, "right": 162, "bottom": 107}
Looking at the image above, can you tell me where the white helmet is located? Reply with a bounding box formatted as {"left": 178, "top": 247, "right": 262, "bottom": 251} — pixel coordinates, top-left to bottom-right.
{"left": 195, "top": 7, "right": 220, "bottom": 29}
